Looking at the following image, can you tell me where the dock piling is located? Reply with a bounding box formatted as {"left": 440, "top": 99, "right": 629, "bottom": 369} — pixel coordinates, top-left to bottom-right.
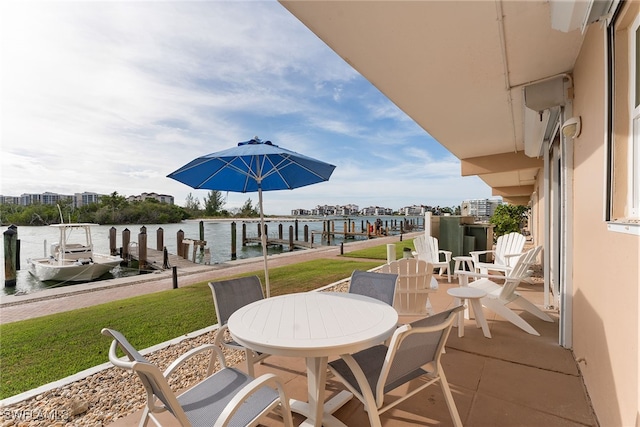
{"left": 199, "top": 221, "right": 204, "bottom": 255}
{"left": 109, "top": 227, "right": 117, "bottom": 256}
{"left": 157, "top": 227, "right": 164, "bottom": 251}
{"left": 122, "top": 228, "right": 130, "bottom": 260}
{"left": 4, "top": 226, "right": 18, "bottom": 287}
{"left": 288, "top": 225, "right": 294, "bottom": 251}
{"left": 176, "top": 230, "right": 184, "bottom": 257}
{"left": 231, "top": 222, "right": 237, "bottom": 259}
{"left": 138, "top": 227, "right": 147, "bottom": 270}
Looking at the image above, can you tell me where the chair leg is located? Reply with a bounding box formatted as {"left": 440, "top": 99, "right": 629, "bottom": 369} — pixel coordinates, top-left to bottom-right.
{"left": 425, "top": 296, "right": 435, "bottom": 316}
{"left": 138, "top": 408, "right": 151, "bottom": 427}
{"left": 481, "top": 298, "right": 541, "bottom": 336}
{"left": 245, "top": 349, "right": 256, "bottom": 377}
{"left": 438, "top": 371, "right": 463, "bottom": 427}
{"left": 365, "top": 407, "right": 383, "bottom": 427}
{"left": 512, "top": 296, "right": 553, "bottom": 322}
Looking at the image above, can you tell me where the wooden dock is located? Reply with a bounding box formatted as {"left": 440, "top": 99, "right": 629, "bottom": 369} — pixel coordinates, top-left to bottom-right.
{"left": 243, "top": 237, "right": 315, "bottom": 250}
{"left": 129, "top": 248, "right": 211, "bottom": 270}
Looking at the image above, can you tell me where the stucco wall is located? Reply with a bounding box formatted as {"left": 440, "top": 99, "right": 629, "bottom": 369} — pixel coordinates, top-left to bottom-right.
{"left": 571, "top": 20, "right": 639, "bottom": 427}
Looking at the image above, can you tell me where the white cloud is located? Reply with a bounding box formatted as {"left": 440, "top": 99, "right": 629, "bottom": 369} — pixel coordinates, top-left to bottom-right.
{"left": 0, "top": 1, "right": 490, "bottom": 214}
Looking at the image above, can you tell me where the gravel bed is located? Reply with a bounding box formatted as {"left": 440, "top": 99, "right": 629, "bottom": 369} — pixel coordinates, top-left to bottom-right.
{"left": 0, "top": 283, "right": 349, "bottom": 427}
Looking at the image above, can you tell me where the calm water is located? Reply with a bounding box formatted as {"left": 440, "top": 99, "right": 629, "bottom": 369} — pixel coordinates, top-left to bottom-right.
{"left": 1, "top": 216, "right": 421, "bottom": 296}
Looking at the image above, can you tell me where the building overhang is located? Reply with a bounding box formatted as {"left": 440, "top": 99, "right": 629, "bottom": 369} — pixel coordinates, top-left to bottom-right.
{"left": 460, "top": 152, "right": 543, "bottom": 177}
{"left": 278, "top": 0, "right": 608, "bottom": 204}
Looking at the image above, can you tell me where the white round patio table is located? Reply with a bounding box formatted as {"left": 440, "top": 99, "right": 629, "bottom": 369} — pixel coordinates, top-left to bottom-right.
{"left": 228, "top": 291, "right": 398, "bottom": 427}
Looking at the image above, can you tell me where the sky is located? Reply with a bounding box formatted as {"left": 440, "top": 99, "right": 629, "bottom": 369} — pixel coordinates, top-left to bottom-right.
{"left": 1, "top": 1, "right": 492, "bottom": 215}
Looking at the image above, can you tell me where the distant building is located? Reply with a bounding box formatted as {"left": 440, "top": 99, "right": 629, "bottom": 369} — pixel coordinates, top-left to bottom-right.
{"left": 0, "top": 191, "right": 177, "bottom": 207}
{"left": 461, "top": 198, "right": 502, "bottom": 221}
{"left": 127, "top": 192, "right": 175, "bottom": 205}
{"left": 360, "top": 206, "right": 393, "bottom": 216}
{"left": 18, "top": 192, "right": 73, "bottom": 206}
{"left": 74, "top": 192, "right": 102, "bottom": 207}
{"left": 0, "top": 195, "right": 20, "bottom": 205}
{"left": 291, "top": 209, "right": 311, "bottom": 216}
{"left": 401, "top": 205, "right": 427, "bottom": 216}
{"left": 337, "top": 204, "right": 359, "bottom": 215}
{"left": 312, "top": 205, "right": 336, "bottom": 216}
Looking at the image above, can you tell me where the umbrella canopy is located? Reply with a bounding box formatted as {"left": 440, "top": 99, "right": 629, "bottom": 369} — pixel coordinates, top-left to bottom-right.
{"left": 167, "top": 137, "right": 336, "bottom": 297}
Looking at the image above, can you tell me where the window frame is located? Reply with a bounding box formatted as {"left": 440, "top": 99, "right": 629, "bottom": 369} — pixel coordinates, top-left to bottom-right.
{"left": 605, "top": 3, "right": 640, "bottom": 235}
{"left": 630, "top": 13, "right": 640, "bottom": 218}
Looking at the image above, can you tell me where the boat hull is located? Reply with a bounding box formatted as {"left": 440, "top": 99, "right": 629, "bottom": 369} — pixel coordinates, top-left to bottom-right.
{"left": 27, "top": 254, "right": 123, "bottom": 282}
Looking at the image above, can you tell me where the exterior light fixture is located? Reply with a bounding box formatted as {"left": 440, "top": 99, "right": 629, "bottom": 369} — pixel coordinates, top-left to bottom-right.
{"left": 561, "top": 116, "right": 581, "bottom": 138}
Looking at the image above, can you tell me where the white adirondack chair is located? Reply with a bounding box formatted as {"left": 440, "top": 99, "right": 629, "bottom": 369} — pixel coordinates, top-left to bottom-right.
{"left": 412, "top": 234, "right": 452, "bottom": 282}
{"left": 456, "top": 246, "right": 553, "bottom": 336}
{"left": 380, "top": 258, "right": 438, "bottom": 317}
{"left": 470, "top": 232, "right": 526, "bottom": 275}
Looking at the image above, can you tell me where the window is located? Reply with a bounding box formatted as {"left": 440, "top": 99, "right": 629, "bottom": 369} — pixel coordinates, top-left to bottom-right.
{"left": 606, "top": 2, "right": 640, "bottom": 234}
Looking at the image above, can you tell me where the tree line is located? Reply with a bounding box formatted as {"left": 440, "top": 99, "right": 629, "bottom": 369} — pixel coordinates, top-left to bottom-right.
{"left": 0, "top": 191, "right": 260, "bottom": 226}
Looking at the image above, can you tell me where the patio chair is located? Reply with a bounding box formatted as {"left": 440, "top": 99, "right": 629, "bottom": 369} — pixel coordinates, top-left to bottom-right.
{"left": 412, "top": 234, "right": 452, "bottom": 282}
{"left": 209, "top": 276, "right": 269, "bottom": 376}
{"left": 470, "top": 231, "right": 526, "bottom": 276}
{"left": 101, "top": 328, "right": 293, "bottom": 427}
{"left": 328, "top": 306, "right": 464, "bottom": 427}
{"left": 348, "top": 269, "right": 398, "bottom": 306}
{"left": 456, "top": 246, "right": 553, "bottom": 336}
{"left": 379, "top": 258, "right": 437, "bottom": 317}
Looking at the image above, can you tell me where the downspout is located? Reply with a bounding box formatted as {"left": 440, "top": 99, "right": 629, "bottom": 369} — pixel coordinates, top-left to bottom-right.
{"left": 559, "top": 106, "right": 574, "bottom": 348}
{"left": 544, "top": 142, "right": 552, "bottom": 309}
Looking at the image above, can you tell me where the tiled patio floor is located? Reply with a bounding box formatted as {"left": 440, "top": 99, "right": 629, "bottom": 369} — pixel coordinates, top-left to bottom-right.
{"left": 111, "top": 277, "right": 598, "bottom": 427}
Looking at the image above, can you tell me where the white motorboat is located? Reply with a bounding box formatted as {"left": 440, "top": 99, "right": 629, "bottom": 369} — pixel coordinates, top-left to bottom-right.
{"left": 27, "top": 223, "right": 123, "bottom": 282}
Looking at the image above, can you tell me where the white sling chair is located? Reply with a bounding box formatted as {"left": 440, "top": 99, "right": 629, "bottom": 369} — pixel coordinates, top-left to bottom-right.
{"left": 328, "top": 306, "right": 464, "bottom": 427}
{"left": 209, "top": 276, "right": 270, "bottom": 376}
{"left": 102, "top": 328, "right": 293, "bottom": 427}
{"left": 348, "top": 269, "right": 398, "bottom": 306}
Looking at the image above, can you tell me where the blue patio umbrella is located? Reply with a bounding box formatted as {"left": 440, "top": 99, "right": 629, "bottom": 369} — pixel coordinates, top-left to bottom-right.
{"left": 167, "top": 137, "right": 336, "bottom": 297}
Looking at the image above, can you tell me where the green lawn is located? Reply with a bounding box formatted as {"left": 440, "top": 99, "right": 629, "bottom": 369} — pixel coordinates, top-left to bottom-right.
{"left": 342, "top": 237, "right": 415, "bottom": 260}
{"left": 0, "top": 251, "right": 391, "bottom": 399}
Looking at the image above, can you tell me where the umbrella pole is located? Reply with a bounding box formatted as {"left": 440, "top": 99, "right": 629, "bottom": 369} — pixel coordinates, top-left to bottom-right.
{"left": 258, "top": 186, "right": 270, "bottom": 298}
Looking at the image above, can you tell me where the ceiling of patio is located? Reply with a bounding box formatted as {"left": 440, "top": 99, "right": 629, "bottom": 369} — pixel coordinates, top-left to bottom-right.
{"left": 279, "top": 0, "right": 586, "bottom": 204}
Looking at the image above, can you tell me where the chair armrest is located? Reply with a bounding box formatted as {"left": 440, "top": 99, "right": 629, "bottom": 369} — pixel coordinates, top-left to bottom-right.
{"left": 164, "top": 344, "right": 224, "bottom": 378}
{"left": 469, "top": 250, "right": 493, "bottom": 256}
{"left": 469, "top": 250, "right": 495, "bottom": 263}
{"left": 214, "top": 324, "right": 228, "bottom": 347}
{"left": 214, "top": 372, "right": 292, "bottom": 427}
{"left": 455, "top": 270, "right": 513, "bottom": 281}
{"left": 455, "top": 270, "right": 516, "bottom": 287}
